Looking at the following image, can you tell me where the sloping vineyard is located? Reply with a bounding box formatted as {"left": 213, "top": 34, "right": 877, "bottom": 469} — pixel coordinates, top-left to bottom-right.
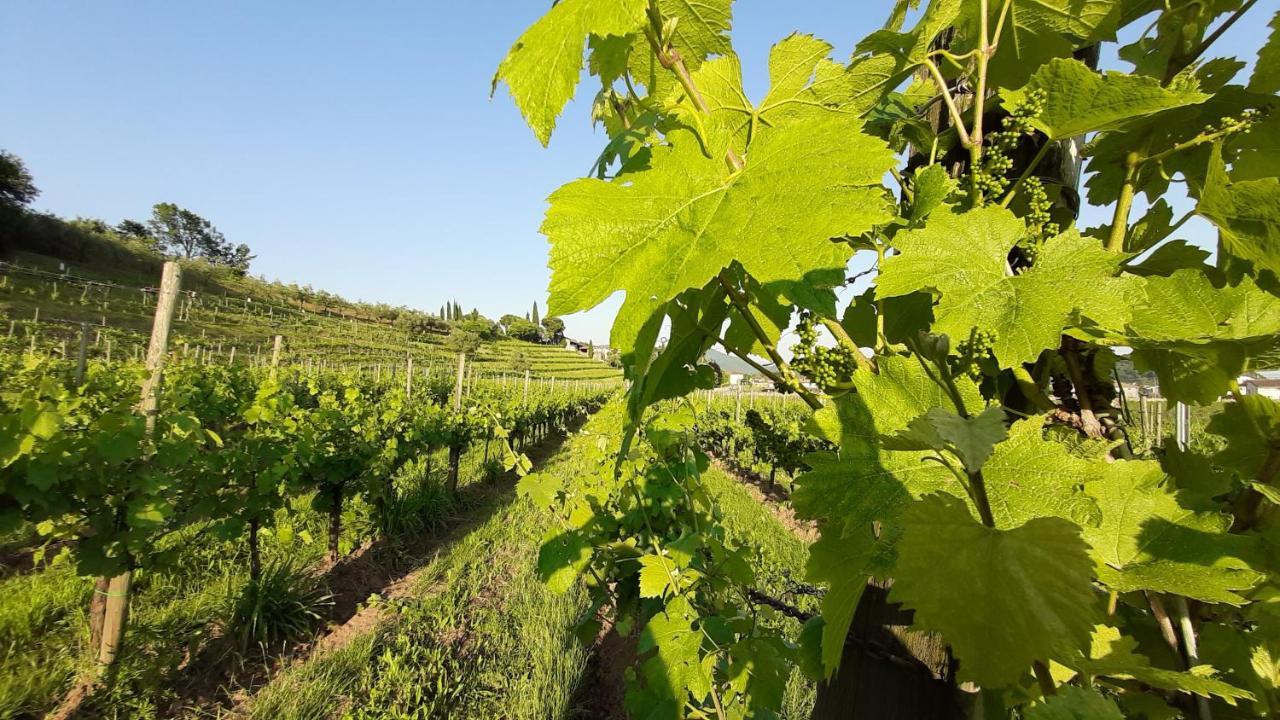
{"left": 0, "top": 263, "right": 614, "bottom": 717}
{"left": 0, "top": 257, "right": 622, "bottom": 382}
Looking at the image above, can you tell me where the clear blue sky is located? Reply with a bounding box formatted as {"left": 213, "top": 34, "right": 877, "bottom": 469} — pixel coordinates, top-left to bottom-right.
{"left": 1, "top": 3, "right": 1269, "bottom": 344}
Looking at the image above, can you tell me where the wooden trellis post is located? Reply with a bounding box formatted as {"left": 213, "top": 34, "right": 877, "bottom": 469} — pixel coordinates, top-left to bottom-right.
{"left": 98, "top": 261, "right": 180, "bottom": 672}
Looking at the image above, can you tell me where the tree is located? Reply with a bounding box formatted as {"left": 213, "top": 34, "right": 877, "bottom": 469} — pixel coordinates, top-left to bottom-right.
{"left": 500, "top": 0, "right": 1280, "bottom": 717}
{"left": 146, "top": 202, "right": 252, "bottom": 271}
{"left": 531, "top": 301, "right": 540, "bottom": 326}
{"left": 540, "top": 315, "right": 565, "bottom": 343}
{"left": 510, "top": 349, "right": 533, "bottom": 374}
{"left": 0, "top": 150, "right": 38, "bottom": 207}
{"left": 445, "top": 328, "right": 481, "bottom": 356}
{"left": 115, "top": 219, "right": 151, "bottom": 240}
{"left": 506, "top": 318, "right": 542, "bottom": 342}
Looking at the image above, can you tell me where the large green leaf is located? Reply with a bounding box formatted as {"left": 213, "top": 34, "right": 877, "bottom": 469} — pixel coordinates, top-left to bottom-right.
{"left": 804, "top": 521, "right": 878, "bottom": 675}
{"left": 627, "top": 0, "right": 733, "bottom": 97}
{"left": 1006, "top": 58, "right": 1209, "bottom": 141}
{"left": 889, "top": 493, "right": 1098, "bottom": 687}
{"left": 1206, "top": 394, "right": 1280, "bottom": 480}
{"left": 1084, "top": 460, "right": 1264, "bottom": 604}
{"left": 956, "top": 0, "right": 1122, "bottom": 89}
{"left": 1199, "top": 143, "right": 1280, "bottom": 276}
{"left": 1127, "top": 270, "right": 1280, "bottom": 343}
{"left": 1251, "top": 11, "right": 1280, "bottom": 95}
{"left": 1024, "top": 686, "right": 1124, "bottom": 720}
{"left": 684, "top": 34, "right": 861, "bottom": 147}
{"left": 1067, "top": 624, "right": 1256, "bottom": 705}
{"left": 494, "top": 0, "right": 647, "bottom": 146}
{"left": 544, "top": 117, "right": 893, "bottom": 317}
{"left": 982, "top": 417, "right": 1103, "bottom": 529}
{"left": 878, "top": 207, "right": 1130, "bottom": 366}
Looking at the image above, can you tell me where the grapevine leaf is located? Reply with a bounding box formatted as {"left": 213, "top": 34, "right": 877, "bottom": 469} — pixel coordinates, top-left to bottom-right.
{"left": 544, "top": 117, "right": 894, "bottom": 318}
{"left": 1083, "top": 460, "right": 1264, "bottom": 604}
{"left": 627, "top": 0, "right": 732, "bottom": 97}
{"left": 889, "top": 493, "right": 1098, "bottom": 687}
{"left": 1233, "top": 109, "right": 1280, "bottom": 182}
{"left": 923, "top": 406, "right": 1008, "bottom": 473}
{"left": 1252, "top": 11, "right": 1280, "bottom": 95}
{"left": 1198, "top": 143, "right": 1280, "bottom": 276}
{"left": 680, "top": 34, "right": 890, "bottom": 147}
{"left": 1006, "top": 58, "right": 1209, "bottom": 141}
{"left": 909, "top": 164, "right": 958, "bottom": 222}
{"left": 637, "top": 596, "right": 709, "bottom": 702}
{"left": 538, "top": 530, "right": 593, "bottom": 593}
{"left": 837, "top": 0, "right": 960, "bottom": 115}
{"left": 1125, "top": 239, "right": 1212, "bottom": 277}
{"left": 1206, "top": 394, "right": 1280, "bottom": 480}
{"left": 638, "top": 553, "right": 681, "bottom": 598}
{"left": 878, "top": 207, "right": 1129, "bottom": 366}
{"left": 1068, "top": 624, "right": 1256, "bottom": 704}
{"left": 982, "top": 416, "right": 1103, "bottom": 529}
{"left": 841, "top": 289, "right": 935, "bottom": 348}
{"left": 494, "top": 0, "right": 647, "bottom": 146}
{"left": 1024, "top": 686, "right": 1124, "bottom": 720}
{"left": 955, "top": 0, "right": 1122, "bottom": 89}
{"left": 805, "top": 521, "right": 879, "bottom": 675}
{"left": 517, "top": 472, "right": 562, "bottom": 510}
{"left": 1132, "top": 344, "right": 1247, "bottom": 406}
{"left": 806, "top": 354, "right": 982, "bottom": 448}
{"left": 1127, "top": 270, "right": 1280, "bottom": 343}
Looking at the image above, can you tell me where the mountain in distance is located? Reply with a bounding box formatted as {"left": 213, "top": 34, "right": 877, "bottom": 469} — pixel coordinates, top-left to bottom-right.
{"left": 704, "top": 348, "right": 775, "bottom": 377}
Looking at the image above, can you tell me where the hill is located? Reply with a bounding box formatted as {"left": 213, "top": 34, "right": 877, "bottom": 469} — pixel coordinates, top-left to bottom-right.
{"left": 0, "top": 230, "right": 622, "bottom": 382}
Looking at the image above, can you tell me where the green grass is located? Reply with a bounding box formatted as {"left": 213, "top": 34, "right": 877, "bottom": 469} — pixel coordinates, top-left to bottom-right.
{"left": 245, "top": 409, "right": 615, "bottom": 720}
{"left": 704, "top": 464, "right": 817, "bottom": 720}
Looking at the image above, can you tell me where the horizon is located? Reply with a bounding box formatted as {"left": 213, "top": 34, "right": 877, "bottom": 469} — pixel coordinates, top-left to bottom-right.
{"left": 2, "top": 2, "right": 1269, "bottom": 343}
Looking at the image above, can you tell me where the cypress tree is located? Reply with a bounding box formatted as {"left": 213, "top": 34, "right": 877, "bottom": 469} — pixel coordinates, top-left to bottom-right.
{"left": 531, "top": 301, "right": 540, "bottom": 326}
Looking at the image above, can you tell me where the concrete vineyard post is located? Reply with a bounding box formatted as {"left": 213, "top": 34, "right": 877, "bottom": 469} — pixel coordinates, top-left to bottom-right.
{"left": 405, "top": 354, "right": 414, "bottom": 396}
{"left": 99, "top": 261, "right": 181, "bottom": 671}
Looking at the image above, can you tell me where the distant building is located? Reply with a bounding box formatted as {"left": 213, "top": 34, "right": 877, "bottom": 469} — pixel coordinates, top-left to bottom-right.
{"left": 1240, "top": 370, "right": 1280, "bottom": 400}
{"left": 564, "top": 338, "right": 611, "bottom": 362}
{"left": 726, "top": 372, "right": 744, "bottom": 385}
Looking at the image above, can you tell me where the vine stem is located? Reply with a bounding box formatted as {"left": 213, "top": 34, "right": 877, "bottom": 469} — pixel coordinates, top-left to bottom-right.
{"left": 968, "top": 0, "right": 993, "bottom": 204}
{"left": 1105, "top": 151, "right": 1141, "bottom": 252}
{"left": 717, "top": 272, "right": 822, "bottom": 410}
{"left": 999, "top": 140, "right": 1052, "bottom": 208}
{"left": 1175, "top": 597, "right": 1213, "bottom": 720}
{"left": 1032, "top": 660, "right": 1057, "bottom": 697}
{"left": 922, "top": 59, "right": 973, "bottom": 148}
{"left": 1166, "top": 0, "right": 1259, "bottom": 81}
{"left": 819, "top": 316, "right": 875, "bottom": 372}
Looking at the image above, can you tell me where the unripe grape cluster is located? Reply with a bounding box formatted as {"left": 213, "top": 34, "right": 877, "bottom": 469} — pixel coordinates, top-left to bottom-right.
{"left": 791, "top": 313, "right": 858, "bottom": 389}
{"left": 956, "top": 328, "right": 998, "bottom": 379}
{"left": 972, "top": 88, "right": 1047, "bottom": 199}
{"left": 1019, "top": 176, "right": 1059, "bottom": 263}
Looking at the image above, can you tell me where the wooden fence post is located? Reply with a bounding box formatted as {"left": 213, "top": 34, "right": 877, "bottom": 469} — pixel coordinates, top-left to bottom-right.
{"left": 98, "top": 261, "right": 181, "bottom": 671}
{"left": 454, "top": 352, "right": 466, "bottom": 410}
{"left": 270, "top": 335, "right": 283, "bottom": 379}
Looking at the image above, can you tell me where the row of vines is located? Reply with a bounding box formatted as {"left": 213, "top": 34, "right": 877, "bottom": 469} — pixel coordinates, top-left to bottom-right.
{"left": 0, "top": 272, "right": 613, "bottom": 714}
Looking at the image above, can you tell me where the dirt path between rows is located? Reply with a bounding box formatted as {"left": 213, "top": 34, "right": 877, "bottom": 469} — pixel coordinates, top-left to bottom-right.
{"left": 168, "top": 412, "right": 593, "bottom": 719}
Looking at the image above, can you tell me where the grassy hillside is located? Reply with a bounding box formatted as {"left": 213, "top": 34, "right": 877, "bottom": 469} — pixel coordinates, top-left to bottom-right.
{"left": 0, "top": 246, "right": 621, "bottom": 381}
